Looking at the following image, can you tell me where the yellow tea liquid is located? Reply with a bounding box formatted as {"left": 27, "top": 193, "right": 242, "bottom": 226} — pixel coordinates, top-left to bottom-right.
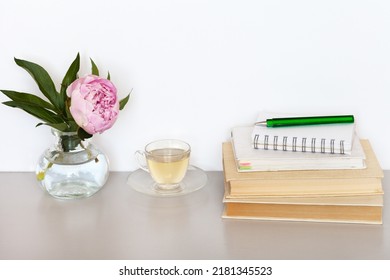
{"left": 147, "top": 148, "right": 189, "bottom": 185}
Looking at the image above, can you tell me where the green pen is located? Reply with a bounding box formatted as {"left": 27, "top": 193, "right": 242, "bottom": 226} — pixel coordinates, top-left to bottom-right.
{"left": 255, "top": 115, "right": 354, "bottom": 127}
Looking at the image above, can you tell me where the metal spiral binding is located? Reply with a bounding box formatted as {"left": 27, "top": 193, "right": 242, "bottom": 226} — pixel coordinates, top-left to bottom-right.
{"left": 253, "top": 134, "right": 347, "bottom": 154}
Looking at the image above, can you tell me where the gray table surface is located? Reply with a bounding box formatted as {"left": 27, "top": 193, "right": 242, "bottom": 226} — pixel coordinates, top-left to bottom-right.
{"left": 0, "top": 171, "right": 388, "bottom": 260}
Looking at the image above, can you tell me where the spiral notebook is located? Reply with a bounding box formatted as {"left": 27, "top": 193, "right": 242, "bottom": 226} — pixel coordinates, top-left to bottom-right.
{"left": 232, "top": 126, "right": 366, "bottom": 171}
{"left": 252, "top": 112, "right": 356, "bottom": 155}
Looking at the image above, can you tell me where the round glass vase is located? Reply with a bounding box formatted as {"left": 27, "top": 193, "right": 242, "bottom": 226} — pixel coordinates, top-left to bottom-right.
{"left": 36, "top": 129, "right": 109, "bottom": 199}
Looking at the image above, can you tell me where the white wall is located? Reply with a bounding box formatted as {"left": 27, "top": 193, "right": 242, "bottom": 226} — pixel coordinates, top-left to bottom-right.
{"left": 0, "top": 0, "right": 389, "bottom": 171}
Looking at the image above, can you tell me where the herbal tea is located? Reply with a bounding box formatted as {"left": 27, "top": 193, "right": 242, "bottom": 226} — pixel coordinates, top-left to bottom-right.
{"left": 146, "top": 148, "right": 190, "bottom": 185}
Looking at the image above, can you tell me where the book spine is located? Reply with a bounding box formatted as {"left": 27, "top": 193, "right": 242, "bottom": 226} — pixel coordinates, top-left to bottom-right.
{"left": 253, "top": 134, "right": 347, "bottom": 154}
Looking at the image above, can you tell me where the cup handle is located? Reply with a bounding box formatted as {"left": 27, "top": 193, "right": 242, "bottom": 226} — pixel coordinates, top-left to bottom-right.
{"left": 135, "top": 150, "right": 149, "bottom": 172}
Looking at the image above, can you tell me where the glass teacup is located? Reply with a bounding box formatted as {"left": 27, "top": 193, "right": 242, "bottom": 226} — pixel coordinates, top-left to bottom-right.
{"left": 135, "top": 139, "right": 191, "bottom": 193}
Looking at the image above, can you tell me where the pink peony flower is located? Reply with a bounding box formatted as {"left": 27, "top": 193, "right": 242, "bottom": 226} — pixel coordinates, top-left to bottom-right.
{"left": 67, "top": 75, "right": 119, "bottom": 134}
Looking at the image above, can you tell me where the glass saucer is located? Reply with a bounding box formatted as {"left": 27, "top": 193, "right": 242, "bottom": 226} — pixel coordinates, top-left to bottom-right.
{"left": 127, "top": 165, "right": 208, "bottom": 197}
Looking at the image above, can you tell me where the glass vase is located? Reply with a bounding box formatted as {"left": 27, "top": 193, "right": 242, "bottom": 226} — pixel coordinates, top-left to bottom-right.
{"left": 36, "top": 129, "right": 109, "bottom": 199}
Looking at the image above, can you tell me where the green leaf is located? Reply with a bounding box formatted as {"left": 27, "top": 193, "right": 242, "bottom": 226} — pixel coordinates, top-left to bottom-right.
{"left": 90, "top": 58, "right": 99, "bottom": 76}
{"left": 36, "top": 122, "right": 70, "bottom": 131}
{"left": 107, "top": 71, "right": 111, "bottom": 80}
{"left": 65, "top": 120, "right": 79, "bottom": 132}
{"left": 1, "top": 90, "right": 56, "bottom": 111}
{"left": 14, "top": 58, "right": 62, "bottom": 112}
{"left": 60, "top": 53, "right": 80, "bottom": 111}
{"left": 3, "top": 101, "right": 64, "bottom": 124}
{"left": 65, "top": 97, "right": 73, "bottom": 119}
{"left": 119, "top": 91, "right": 131, "bottom": 110}
{"left": 77, "top": 127, "right": 93, "bottom": 140}
{"left": 36, "top": 120, "right": 79, "bottom": 132}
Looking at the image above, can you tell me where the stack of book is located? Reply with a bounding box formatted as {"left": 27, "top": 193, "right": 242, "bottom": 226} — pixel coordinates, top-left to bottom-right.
{"left": 222, "top": 118, "right": 384, "bottom": 224}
